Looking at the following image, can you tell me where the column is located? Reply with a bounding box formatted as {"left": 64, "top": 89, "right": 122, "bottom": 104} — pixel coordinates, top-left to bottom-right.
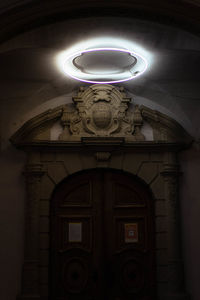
{"left": 161, "top": 152, "right": 189, "bottom": 300}
{"left": 18, "top": 153, "right": 45, "bottom": 300}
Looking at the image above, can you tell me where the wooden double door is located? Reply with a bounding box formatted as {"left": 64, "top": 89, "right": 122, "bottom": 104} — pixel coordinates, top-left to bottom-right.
{"left": 50, "top": 169, "right": 156, "bottom": 300}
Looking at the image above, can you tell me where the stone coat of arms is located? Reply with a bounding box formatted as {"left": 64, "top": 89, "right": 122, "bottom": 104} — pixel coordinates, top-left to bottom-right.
{"left": 59, "top": 84, "right": 145, "bottom": 141}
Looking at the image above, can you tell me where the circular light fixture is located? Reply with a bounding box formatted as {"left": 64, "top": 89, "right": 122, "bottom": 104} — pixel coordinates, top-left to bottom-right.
{"left": 62, "top": 47, "right": 148, "bottom": 84}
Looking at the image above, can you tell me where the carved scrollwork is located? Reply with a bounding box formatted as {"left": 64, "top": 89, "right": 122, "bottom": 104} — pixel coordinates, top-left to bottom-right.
{"left": 59, "top": 84, "right": 145, "bottom": 141}
{"left": 10, "top": 85, "right": 192, "bottom": 146}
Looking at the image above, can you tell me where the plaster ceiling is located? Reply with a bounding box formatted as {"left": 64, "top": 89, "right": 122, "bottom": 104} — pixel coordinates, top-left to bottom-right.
{"left": 0, "top": 16, "right": 200, "bottom": 140}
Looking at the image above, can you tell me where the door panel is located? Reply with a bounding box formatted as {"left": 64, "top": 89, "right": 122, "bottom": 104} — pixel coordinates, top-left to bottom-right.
{"left": 50, "top": 170, "right": 156, "bottom": 300}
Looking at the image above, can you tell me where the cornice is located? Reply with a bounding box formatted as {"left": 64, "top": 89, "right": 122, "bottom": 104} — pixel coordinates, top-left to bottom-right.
{"left": 12, "top": 140, "right": 190, "bottom": 154}
{"left": 10, "top": 105, "right": 63, "bottom": 145}
{"left": 140, "top": 106, "right": 192, "bottom": 144}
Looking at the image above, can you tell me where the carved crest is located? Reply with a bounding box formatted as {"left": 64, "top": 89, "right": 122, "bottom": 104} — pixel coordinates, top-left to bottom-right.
{"left": 59, "top": 84, "right": 145, "bottom": 141}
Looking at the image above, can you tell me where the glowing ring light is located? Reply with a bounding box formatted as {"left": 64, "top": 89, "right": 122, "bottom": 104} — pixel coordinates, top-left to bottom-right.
{"left": 62, "top": 47, "right": 148, "bottom": 84}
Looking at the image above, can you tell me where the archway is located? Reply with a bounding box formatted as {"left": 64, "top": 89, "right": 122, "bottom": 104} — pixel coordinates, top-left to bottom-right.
{"left": 11, "top": 84, "right": 191, "bottom": 300}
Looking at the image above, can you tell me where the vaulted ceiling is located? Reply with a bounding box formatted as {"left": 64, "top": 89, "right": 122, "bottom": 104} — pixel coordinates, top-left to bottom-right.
{"left": 0, "top": 0, "right": 200, "bottom": 143}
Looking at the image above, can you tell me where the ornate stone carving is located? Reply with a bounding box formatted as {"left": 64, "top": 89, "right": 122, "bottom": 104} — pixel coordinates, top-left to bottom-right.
{"left": 10, "top": 85, "right": 192, "bottom": 147}
{"left": 59, "top": 105, "right": 80, "bottom": 140}
{"left": 58, "top": 85, "right": 145, "bottom": 141}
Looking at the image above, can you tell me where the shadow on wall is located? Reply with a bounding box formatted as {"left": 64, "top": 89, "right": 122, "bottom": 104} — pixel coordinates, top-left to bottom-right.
{"left": 179, "top": 141, "right": 200, "bottom": 300}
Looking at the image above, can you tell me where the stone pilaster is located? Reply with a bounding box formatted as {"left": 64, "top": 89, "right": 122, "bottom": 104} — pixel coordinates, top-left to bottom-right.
{"left": 161, "top": 152, "right": 189, "bottom": 300}
{"left": 18, "top": 153, "right": 45, "bottom": 300}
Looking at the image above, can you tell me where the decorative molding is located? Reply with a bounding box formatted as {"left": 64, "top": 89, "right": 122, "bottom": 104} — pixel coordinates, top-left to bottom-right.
{"left": 140, "top": 106, "right": 192, "bottom": 143}
{"left": 95, "top": 152, "right": 111, "bottom": 162}
{"left": 10, "top": 105, "right": 63, "bottom": 145}
{"left": 10, "top": 85, "right": 192, "bottom": 148}
{"left": 24, "top": 163, "right": 46, "bottom": 177}
{"left": 161, "top": 163, "right": 181, "bottom": 178}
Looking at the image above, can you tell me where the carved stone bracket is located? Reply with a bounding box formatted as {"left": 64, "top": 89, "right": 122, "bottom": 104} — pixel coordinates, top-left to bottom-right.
{"left": 95, "top": 152, "right": 111, "bottom": 162}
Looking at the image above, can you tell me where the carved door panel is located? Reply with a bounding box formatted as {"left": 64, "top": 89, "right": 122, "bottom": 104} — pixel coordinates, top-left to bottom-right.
{"left": 50, "top": 170, "right": 155, "bottom": 300}
{"left": 103, "top": 171, "right": 156, "bottom": 300}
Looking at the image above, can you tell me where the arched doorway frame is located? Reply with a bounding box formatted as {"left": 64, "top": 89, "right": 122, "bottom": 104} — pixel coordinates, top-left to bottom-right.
{"left": 11, "top": 85, "right": 191, "bottom": 300}
{"left": 49, "top": 167, "right": 156, "bottom": 300}
{"left": 17, "top": 143, "right": 187, "bottom": 300}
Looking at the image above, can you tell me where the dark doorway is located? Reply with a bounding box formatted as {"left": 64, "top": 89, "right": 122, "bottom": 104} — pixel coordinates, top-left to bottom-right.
{"left": 50, "top": 169, "right": 156, "bottom": 300}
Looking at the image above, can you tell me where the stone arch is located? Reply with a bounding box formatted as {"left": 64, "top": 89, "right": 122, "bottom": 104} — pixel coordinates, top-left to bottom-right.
{"left": 12, "top": 85, "right": 190, "bottom": 300}
{"left": 51, "top": 166, "right": 155, "bottom": 199}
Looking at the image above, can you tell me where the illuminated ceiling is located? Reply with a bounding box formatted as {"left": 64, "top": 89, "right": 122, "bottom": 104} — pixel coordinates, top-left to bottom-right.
{"left": 0, "top": 16, "right": 200, "bottom": 139}
{"left": 57, "top": 38, "right": 150, "bottom": 84}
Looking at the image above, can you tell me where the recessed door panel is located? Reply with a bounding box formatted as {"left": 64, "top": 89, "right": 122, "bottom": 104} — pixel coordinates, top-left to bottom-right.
{"left": 50, "top": 170, "right": 156, "bottom": 300}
